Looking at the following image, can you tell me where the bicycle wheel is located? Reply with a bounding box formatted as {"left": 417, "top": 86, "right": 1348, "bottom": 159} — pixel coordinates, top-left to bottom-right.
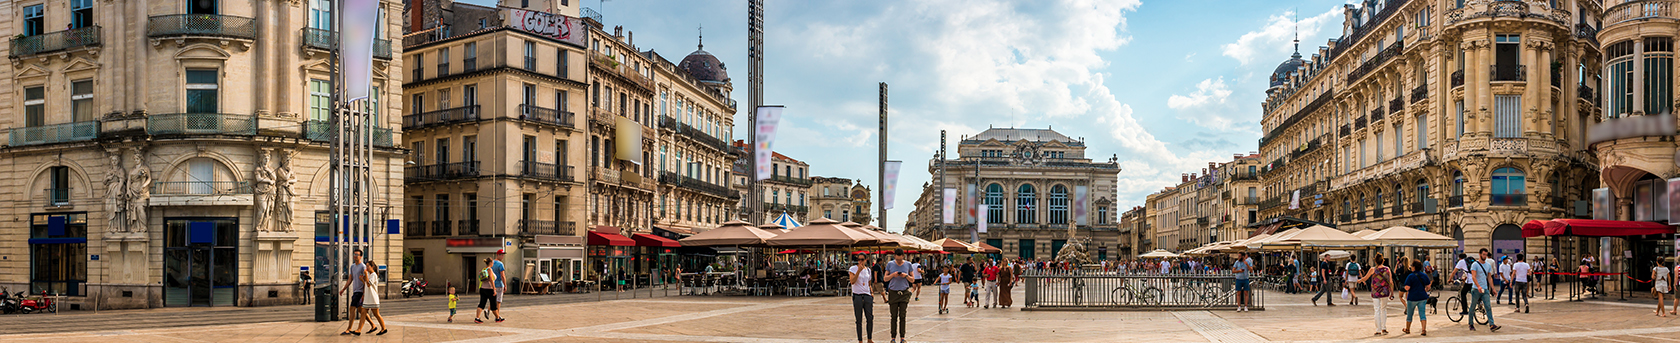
{"left": 1445, "top": 296, "right": 1465, "bottom": 323}
{"left": 1140, "top": 287, "right": 1164, "bottom": 306}
{"left": 1472, "top": 300, "right": 1490, "bottom": 325}
{"left": 1111, "top": 287, "right": 1131, "bottom": 306}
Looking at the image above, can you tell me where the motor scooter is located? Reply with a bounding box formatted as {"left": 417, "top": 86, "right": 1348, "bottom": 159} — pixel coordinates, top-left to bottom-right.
{"left": 15, "top": 291, "right": 55, "bottom": 314}
{"left": 0, "top": 288, "right": 20, "bottom": 314}
{"left": 399, "top": 275, "right": 426, "bottom": 297}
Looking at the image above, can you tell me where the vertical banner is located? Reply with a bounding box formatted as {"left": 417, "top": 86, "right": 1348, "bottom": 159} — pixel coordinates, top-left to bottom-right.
{"left": 883, "top": 161, "right": 902, "bottom": 210}
{"left": 1593, "top": 188, "right": 1613, "bottom": 220}
{"left": 1667, "top": 178, "right": 1680, "bottom": 225}
{"left": 941, "top": 188, "right": 957, "bottom": 224}
{"left": 340, "top": 0, "right": 381, "bottom": 101}
{"left": 965, "top": 183, "right": 977, "bottom": 224}
{"left": 1289, "top": 190, "right": 1301, "bottom": 210}
{"left": 976, "top": 204, "right": 988, "bottom": 233}
{"left": 1074, "top": 185, "right": 1090, "bottom": 226}
{"left": 753, "top": 106, "right": 784, "bottom": 181}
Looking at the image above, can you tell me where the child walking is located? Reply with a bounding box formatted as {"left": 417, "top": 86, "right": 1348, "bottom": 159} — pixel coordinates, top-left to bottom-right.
{"left": 447, "top": 287, "right": 459, "bottom": 322}
{"left": 937, "top": 266, "right": 955, "bottom": 314}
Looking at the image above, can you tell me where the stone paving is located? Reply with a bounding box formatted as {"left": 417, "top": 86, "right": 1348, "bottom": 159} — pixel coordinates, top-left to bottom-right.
{"left": 5, "top": 287, "right": 1679, "bottom": 342}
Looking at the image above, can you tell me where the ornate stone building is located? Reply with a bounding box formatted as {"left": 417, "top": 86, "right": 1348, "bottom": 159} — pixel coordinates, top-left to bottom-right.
{"left": 810, "top": 176, "right": 870, "bottom": 224}
{"left": 1588, "top": 0, "right": 1680, "bottom": 274}
{"left": 649, "top": 40, "right": 739, "bottom": 235}
{"left": 908, "top": 127, "right": 1121, "bottom": 261}
{"left": 1256, "top": 0, "right": 1602, "bottom": 263}
{"left": 1, "top": 0, "right": 407, "bottom": 308}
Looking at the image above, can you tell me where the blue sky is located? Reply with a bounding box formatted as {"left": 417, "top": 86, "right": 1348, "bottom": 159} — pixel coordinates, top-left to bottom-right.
{"left": 466, "top": 0, "right": 1352, "bottom": 233}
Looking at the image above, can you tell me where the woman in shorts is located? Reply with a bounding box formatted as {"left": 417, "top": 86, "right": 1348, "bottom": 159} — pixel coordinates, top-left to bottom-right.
{"left": 937, "top": 266, "right": 955, "bottom": 314}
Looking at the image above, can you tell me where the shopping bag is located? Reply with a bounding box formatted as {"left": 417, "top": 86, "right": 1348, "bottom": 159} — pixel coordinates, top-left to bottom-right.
{"left": 1341, "top": 288, "right": 1350, "bottom": 300}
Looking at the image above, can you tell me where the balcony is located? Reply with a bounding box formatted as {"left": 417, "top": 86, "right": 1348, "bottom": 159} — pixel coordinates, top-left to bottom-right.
{"left": 586, "top": 50, "right": 654, "bottom": 90}
{"left": 405, "top": 161, "right": 480, "bottom": 183}
{"left": 661, "top": 116, "right": 731, "bottom": 152}
{"left": 1357, "top": 211, "right": 1366, "bottom": 221}
{"left": 403, "top": 105, "right": 481, "bottom": 129}
{"left": 592, "top": 167, "right": 620, "bottom": 184}
{"left": 300, "top": 27, "right": 392, "bottom": 59}
{"left": 405, "top": 221, "right": 426, "bottom": 238}
{"left": 147, "top": 14, "right": 257, "bottom": 40}
{"left": 1374, "top": 205, "right": 1385, "bottom": 218}
{"left": 1389, "top": 97, "right": 1404, "bottom": 113}
{"left": 1340, "top": 124, "right": 1351, "bottom": 137}
{"left": 302, "top": 120, "right": 396, "bottom": 147}
{"left": 769, "top": 175, "right": 813, "bottom": 187}
{"left": 457, "top": 219, "right": 480, "bottom": 236}
{"left": 658, "top": 172, "right": 739, "bottom": 199}
{"left": 519, "top": 104, "right": 574, "bottom": 128}
{"left": 9, "top": 26, "right": 100, "bottom": 58}
{"left": 1451, "top": 70, "right": 1465, "bottom": 87}
{"left": 463, "top": 58, "right": 478, "bottom": 73}
{"left": 151, "top": 181, "right": 252, "bottom": 195}
{"left": 1355, "top": 116, "right": 1368, "bottom": 130}
{"left": 1340, "top": 214, "right": 1352, "bottom": 223}
{"left": 1370, "top": 107, "right": 1385, "bottom": 123}
{"left": 1449, "top": 195, "right": 1465, "bottom": 208}
{"left": 430, "top": 220, "right": 453, "bottom": 236}
{"left": 8, "top": 121, "right": 99, "bottom": 147}
{"left": 1576, "top": 23, "right": 1600, "bottom": 47}
{"left": 1577, "top": 85, "right": 1597, "bottom": 103}
{"left": 520, "top": 219, "right": 576, "bottom": 236}
{"left": 765, "top": 203, "right": 810, "bottom": 214}
{"left": 1491, "top": 194, "right": 1527, "bottom": 207}
{"left": 519, "top": 161, "right": 574, "bottom": 182}
{"left": 1491, "top": 65, "right": 1526, "bottom": 82}
{"left": 1411, "top": 85, "right": 1427, "bottom": 103}
{"left": 1243, "top": 196, "right": 1259, "bottom": 205}
{"left": 1346, "top": 41, "right": 1403, "bottom": 85}
{"left": 1549, "top": 196, "right": 1568, "bottom": 210}
{"left": 1409, "top": 202, "right": 1423, "bottom": 213}
{"left": 148, "top": 113, "right": 256, "bottom": 136}
{"left": 1606, "top": 0, "right": 1680, "bottom": 27}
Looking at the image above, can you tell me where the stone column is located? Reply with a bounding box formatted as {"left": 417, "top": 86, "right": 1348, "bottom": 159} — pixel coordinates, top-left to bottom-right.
{"left": 1525, "top": 40, "right": 1540, "bottom": 136}
{"left": 1634, "top": 37, "right": 1645, "bottom": 115}
{"left": 1540, "top": 45, "right": 1555, "bottom": 136}
{"left": 1464, "top": 41, "right": 1481, "bottom": 134}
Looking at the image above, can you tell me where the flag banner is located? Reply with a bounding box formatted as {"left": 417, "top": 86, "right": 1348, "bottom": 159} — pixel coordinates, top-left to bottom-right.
{"left": 941, "top": 188, "right": 957, "bottom": 224}
{"left": 753, "top": 106, "right": 784, "bottom": 180}
{"left": 1289, "top": 190, "right": 1301, "bottom": 210}
{"left": 1593, "top": 188, "right": 1613, "bottom": 220}
{"left": 340, "top": 0, "right": 381, "bottom": 101}
{"left": 884, "top": 161, "right": 903, "bottom": 210}
{"left": 1074, "top": 185, "right": 1090, "bottom": 226}
{"left": 505, "top": 9, "right": 586, "bottom": 47}
{"left": 965, "top": 183, "right": 977, "bottom": 224}
{"left": 977, "top": 204, "right": 988, "bottom": 233}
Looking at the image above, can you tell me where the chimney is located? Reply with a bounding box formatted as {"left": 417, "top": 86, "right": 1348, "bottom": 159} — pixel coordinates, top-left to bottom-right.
{"left": 1182, "top": 173, "right": 1189, "bottom": 183}
{"left": 411, "top": 0, "right": 426, "bottom": 33}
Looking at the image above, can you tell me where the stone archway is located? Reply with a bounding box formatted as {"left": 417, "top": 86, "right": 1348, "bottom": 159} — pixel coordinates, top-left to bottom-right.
{"left": 1491, "top": 223, "right": 1525, "bottom": 258}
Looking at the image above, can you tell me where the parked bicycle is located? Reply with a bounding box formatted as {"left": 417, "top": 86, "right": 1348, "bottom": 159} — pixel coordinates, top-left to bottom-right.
{"left": 1110, "top": 280, "right": 1164, "bottom": 306}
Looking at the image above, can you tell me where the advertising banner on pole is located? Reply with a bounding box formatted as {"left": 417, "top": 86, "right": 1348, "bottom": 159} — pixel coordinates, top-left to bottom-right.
{"left": 506, "top": 9, "right": 587, "bottom": 47}
{"left": 977, "top": 205, "right": 988, "bottom": 233}
{"left": 941, "top": 188, "right": 956, "bottom": 224}
{"left": 884, "top": 161, "right": 902, "bottom": 210}
{"left": 966, "top": 183, "right": 977, "bottom": 224}
{"left": 340, "top": 0, "right": 381, "bottom": 101}
{"left": 1074, "top": 185, "right": 1090, "bottom": 226}
{"left": 753, "top": 106, "right": 783, "bottom": 180}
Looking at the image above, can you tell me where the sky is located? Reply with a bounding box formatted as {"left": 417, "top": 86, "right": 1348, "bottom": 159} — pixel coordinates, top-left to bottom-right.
{"left": 465, "top": 0, "right": 1354, "bottom": 233}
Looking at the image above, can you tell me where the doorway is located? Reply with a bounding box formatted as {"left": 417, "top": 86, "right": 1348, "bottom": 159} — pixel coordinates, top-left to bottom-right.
{"left": 163, "top": 218, "right": 238, "bottom": 307}
{"left": 460, "top": 254, "right": 478, "bottom": 290}
{"left": 1492, "top": 224, "right": 1526, "bottom": 259}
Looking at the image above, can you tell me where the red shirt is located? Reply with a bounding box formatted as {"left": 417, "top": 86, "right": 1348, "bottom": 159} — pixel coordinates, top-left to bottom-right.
{"left": 984, "top": 266, "right": 999, "bottom": 281}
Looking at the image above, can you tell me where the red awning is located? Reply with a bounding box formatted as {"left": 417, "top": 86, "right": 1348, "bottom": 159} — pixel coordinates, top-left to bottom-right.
{"left": 1539, "top": 219, "right": 1676, "bottom": 237}
{"left": 587, "top": 231, "right": 635, "bottom": 246}
{"left": 1521, "top": 220, "right": 1548, "bottom": 238}
{"left": 632, "top": 233, "right": 680, "bottom": 247}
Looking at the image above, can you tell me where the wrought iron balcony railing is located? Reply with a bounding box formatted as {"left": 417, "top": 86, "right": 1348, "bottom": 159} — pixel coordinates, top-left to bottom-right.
{"left": 519, "top": 161, "right": 575, "bottom": 182}
{"left": 302, "top": 120, "right": 396, "bottom": 147}
{"left": 403, "top": 105, "right": 481, "bottom": 129}
{"left": 1448, "top": 195, "right": 1465, "bottom": 208}
{"left": 519, "top": 104, "right": 575, "bottom": 128}
{"left": 1491, "top": 65, "right": 1526, "bottom": 82}
{"left": 457, "top": 219, "right": 481, "bottom": 236}
{"left": 431, "top": 220, "right": 453, "bottom": 236}
{"left": 1451, "top": 70, "right": 1465, "bottom": 87}
{"left": 406, "top": 161, "right": 480, "bottom": 182}
{"left": 9, "top": 26, "right": 100, "bottom": 58}
{"left": 148, "top": 113, "right": 256, "bottom": 136}
{"left": 520, "top": 219, "right": 576, "bottom": 236}
{"left": 7, "top": 121, "right": 99, "bottom": 147}
{"left": 1411, "top": 85, "right": 1427, "bottom": 103}
{"left": 151, "top": 180, "right": 252, "bottom": 195}
{"left": 147, "top": 14, "right": 257, "bottom": 40}
{"left": 301, "top": 27, "right": 392, "bottom": 59}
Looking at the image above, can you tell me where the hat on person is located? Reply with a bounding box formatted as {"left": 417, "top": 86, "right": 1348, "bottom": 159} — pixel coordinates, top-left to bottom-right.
{"left": 496, "top": 249, "right": 506, "bottom": 255}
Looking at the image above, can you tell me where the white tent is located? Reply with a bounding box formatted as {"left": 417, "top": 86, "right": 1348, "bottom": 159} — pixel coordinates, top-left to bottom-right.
{"left": 1362, "top": 226, "right": 1457, "bottom": 248}
{"left": 1138, "top": 249, "right": 1180, "bottom": 258}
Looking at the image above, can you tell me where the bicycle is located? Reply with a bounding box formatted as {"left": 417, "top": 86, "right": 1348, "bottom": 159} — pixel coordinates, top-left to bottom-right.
{"left": 1110, "top": 281, "right": 1164, "bottom": 306}
{"left": 1444, "top": 293, "right": 1489, "bottom": 325}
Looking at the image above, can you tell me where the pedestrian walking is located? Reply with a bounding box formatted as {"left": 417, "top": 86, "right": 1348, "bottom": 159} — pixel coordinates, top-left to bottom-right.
{"left": 1313, "top": 258, "right": 1336, "bottom": 306}
{"left": 848, "top": 255, "right": 876, "bottom": 343}
{"left": 363, "top": 261, "right": 388, "bottom": 335}
{"left": 473, "top": 258, "right": 498, "bottom": 323}
{"left": 982, "top": 262, "right": 999, "bottom": 308}
{"left": 1454, "top": 253, "right": 1471, "bottom": 315}
{"left": 937, "top": 266, "right": 954, "bottom": 314}
{"left": 1356, "top": 254, "right": 1393, "bottom": 336}
{"left": 1232, "top": 252, "right": 1254, "bottom": 312}
{"left": 1495, "top": 256, "right": 1512, "bottom": 304}
{"left": 1547, "top": 257, "right": 1562, "bottom": 299}
{"left": 338, "top": 249, "right": 369, "bottom": 336}
{"left": 1468, "top": 249, "right": 1502, "bottom": 332}
{"left": 1654, "top": 259, "right": 1672, "bottom": 317}
{"left": 492, "top": 249, "right": 507, "bottom": 322}
{"left": 1512, "top": 254, "right": 1531, "bottom": 313}
{"left": 960, "top": 259, "right": 977, "bottom": 308}
{"left": 1345, "top": 258, "right": 1363, "bottom": 306}
{"left": 447, "top": 287, "right": 459, "bottom": 322}
{"left": 882, "top": 251, "right": 914, "bottom": 343}
{"left": 910, "top": 259, "right": 924, "bottom": 302}
{"left": 997, "top": 259, "right": 1015, "bottom": 308}
{"left": 1668, "top": 257, "right": 1679, "bottom": 316}
{"left": 1402, "top": 260, "right": 1431, "bottom": 336}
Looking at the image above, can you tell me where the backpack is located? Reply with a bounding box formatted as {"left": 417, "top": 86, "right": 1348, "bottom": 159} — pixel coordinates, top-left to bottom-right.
{"left": 1369, "top": 267, "right": 1391, "bottom": 298}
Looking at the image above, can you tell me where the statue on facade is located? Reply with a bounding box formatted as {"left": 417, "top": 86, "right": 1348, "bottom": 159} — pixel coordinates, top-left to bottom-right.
{"left": 104, "top": 153, "right": 127, "bottom": 233}
{"left": 253, "top": 150, "right": 276, "bottom": 232}
{"left": 126, "top": 149, "right": 151, "bottom": 232}
{"left": 273, "top": 150, "right": 298, "bottom": 232}
{"left": 1054, "top": 222, "right": 1092, "bottom": 266}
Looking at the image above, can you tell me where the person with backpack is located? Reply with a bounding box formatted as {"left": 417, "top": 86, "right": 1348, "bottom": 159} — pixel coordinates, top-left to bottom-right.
{"left": 1356, "top": 254, "right": 1394, "bottom": 336}
{"left": 473, "top": 257, "right": 499, "bottom": 324}
{"left": 1345, "top": 258, "right": 1363, "bottom": 306}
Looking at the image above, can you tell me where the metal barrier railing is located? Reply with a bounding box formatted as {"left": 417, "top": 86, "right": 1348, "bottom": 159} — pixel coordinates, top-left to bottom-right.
{"left": 1021, "top": 270, "right": 1264, "bottom": 310}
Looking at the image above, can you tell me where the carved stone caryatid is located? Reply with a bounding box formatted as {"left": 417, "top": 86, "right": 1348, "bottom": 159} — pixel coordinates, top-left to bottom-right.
{"left": 104, "top": 153, "right": 126, "bottom": 233}
{"left": 253, "top": 150, "right": 276, "bottom": 232}
{"left": 274, "top": 150, "right": 298, "bottom": 232}
{"left": 126, "top": 148, "right": 151, "bottom": 232}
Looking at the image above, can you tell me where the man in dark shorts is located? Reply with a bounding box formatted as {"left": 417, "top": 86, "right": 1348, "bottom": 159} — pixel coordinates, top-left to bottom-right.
{"left": 960, "top": 258, "right": 978, "bottom": 307}
{"left": 339, "top": 249, "right": 369, "bottom": 335}
{"left": 1232, "top": 252, "right": 1254, "bottom": 312}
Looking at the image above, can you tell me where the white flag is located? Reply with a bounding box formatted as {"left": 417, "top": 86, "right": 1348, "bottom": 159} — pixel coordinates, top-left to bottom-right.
{"left": 1289, "top": 190, "right": 1301, "bottom": 210}
{"left": 1074, "top": 185, "right": 1090, "bottom": 226}
{"left": 753, "top": 106, "right": 784, "bottom": 180}
{"left": 977, "top": 205, "right": 988, "bottom": 233}
{"left": 884, "top": 161, "right": 903, "bottom": 210}
{"left": 341, "top": 0, "right": 381, "bottom": 101}
{"left": 941, "top": 188, "right": 956, "bottom": 224}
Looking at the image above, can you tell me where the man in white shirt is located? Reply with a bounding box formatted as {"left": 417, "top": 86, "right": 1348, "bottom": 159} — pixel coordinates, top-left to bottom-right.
{"left": 1511, "top": 254, "right": 1531, "bottom": 312}
{"left": 1497, "top": 257, "right": 1513, "bottom": 304}
{"left": 1453, "top": 253, "right": 1470, "bottom": 314}
{"left": 910, "top": 260, "right": 924, "bottom": 301}
{"left": 1160, "top": 259, "right": 1171, "bottom": 274}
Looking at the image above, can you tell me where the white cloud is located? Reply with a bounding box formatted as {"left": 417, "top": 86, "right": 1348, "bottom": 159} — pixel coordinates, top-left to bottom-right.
{"left": 1220, "top": 8, "right": 1340, "bottom": 65}
{"left": 1167, "top": 77, "right": 1247, "bottom": 131}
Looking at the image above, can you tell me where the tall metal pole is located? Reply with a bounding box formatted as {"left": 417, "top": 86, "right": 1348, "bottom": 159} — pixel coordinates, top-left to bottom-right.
{"left": 936, "top": 130, "right": 945, "bottom": 239}
{"left": 320, "top": 0, "right": 343, "bottom": 323}
{"left": 878, "top": 82, "right": 888, "bottom": 229}
{"left": 746, "top": 0, "right": 763, "bottom": 223}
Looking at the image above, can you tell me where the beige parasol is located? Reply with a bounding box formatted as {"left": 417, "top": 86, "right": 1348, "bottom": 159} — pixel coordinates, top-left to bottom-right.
{"left": 679, "top": 220, "right": 780, "bottom": 247}
{"left": 766, "top": 217, "right": 878, "bottom": 246}
{"left": 1362, "top": 226, "right": 1457, "bottom": 248}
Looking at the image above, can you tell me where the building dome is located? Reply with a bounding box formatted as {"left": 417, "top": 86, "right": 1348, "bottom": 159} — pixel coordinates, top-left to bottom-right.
{"left": 1269, "top": 52, "right": 1304, "bottom": 87}
{"left": 679, "top": 49, "right": 728, "bottom": 82}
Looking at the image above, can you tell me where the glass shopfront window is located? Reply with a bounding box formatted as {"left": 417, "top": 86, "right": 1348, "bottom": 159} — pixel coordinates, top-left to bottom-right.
{"left": 163, "top": 218, "right": 239, "bottom": 307}
{"left": 30, "top": 213, "right": 88, "bottom": 296}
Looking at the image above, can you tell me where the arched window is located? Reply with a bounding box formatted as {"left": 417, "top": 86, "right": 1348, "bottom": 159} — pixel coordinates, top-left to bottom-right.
{"left": 1017, "top": 184, "right": 1037, "bottom": 224}
{"left": 1416, "top": 179, "right": 1429, "bottom": 208}
{"left": 1048, "top": 185, "right": 1069, "bottom": 225}
{"left": 1492, "top": 167, "right": 1526, "bottom": 206}
{"left": 1358, "top": 194, "right": 1367, "bottom": 220}
{"left": 1451, "top": 170, "right": 1465, "bottom": 207}
{"left": 985, "top": 184, "right": 1004, "bottom": 223}
{"left": 1393, "top": 184, "right": 1404, "bottom": 214}
{"left": 1375, "top": 191, "right": 1385, "bottom": 217}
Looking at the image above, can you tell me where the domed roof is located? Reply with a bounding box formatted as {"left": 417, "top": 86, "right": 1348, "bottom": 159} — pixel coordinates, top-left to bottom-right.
{"left": 1269, "top": 52, "right": 1304, "bottom": 87}
{"left": 679, "top": 49, "right": 728, "bottom": 82}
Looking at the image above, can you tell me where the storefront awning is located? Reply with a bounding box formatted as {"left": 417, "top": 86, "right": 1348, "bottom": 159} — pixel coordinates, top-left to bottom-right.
{"left": 587, "top": 231, "right": 635, "bottom": 246}
{"left": 1521, "top": 220, "right": 1547, "bottom": 238}
{"left": 632, "top": 233, "right": 681, "bottom": 247}
{"left": 1534, "top": 219, "right": 1676, "bottom": 237}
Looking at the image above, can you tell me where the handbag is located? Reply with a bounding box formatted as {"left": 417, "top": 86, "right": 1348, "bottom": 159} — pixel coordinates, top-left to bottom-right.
{"left": 1341, "top": 288, "right": 1350, "bottom": 300}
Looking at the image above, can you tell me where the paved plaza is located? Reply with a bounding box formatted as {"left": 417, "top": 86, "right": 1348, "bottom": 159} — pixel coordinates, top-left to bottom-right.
{"left": 3, "top": 287, "right": 1679, "bottom": 342}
